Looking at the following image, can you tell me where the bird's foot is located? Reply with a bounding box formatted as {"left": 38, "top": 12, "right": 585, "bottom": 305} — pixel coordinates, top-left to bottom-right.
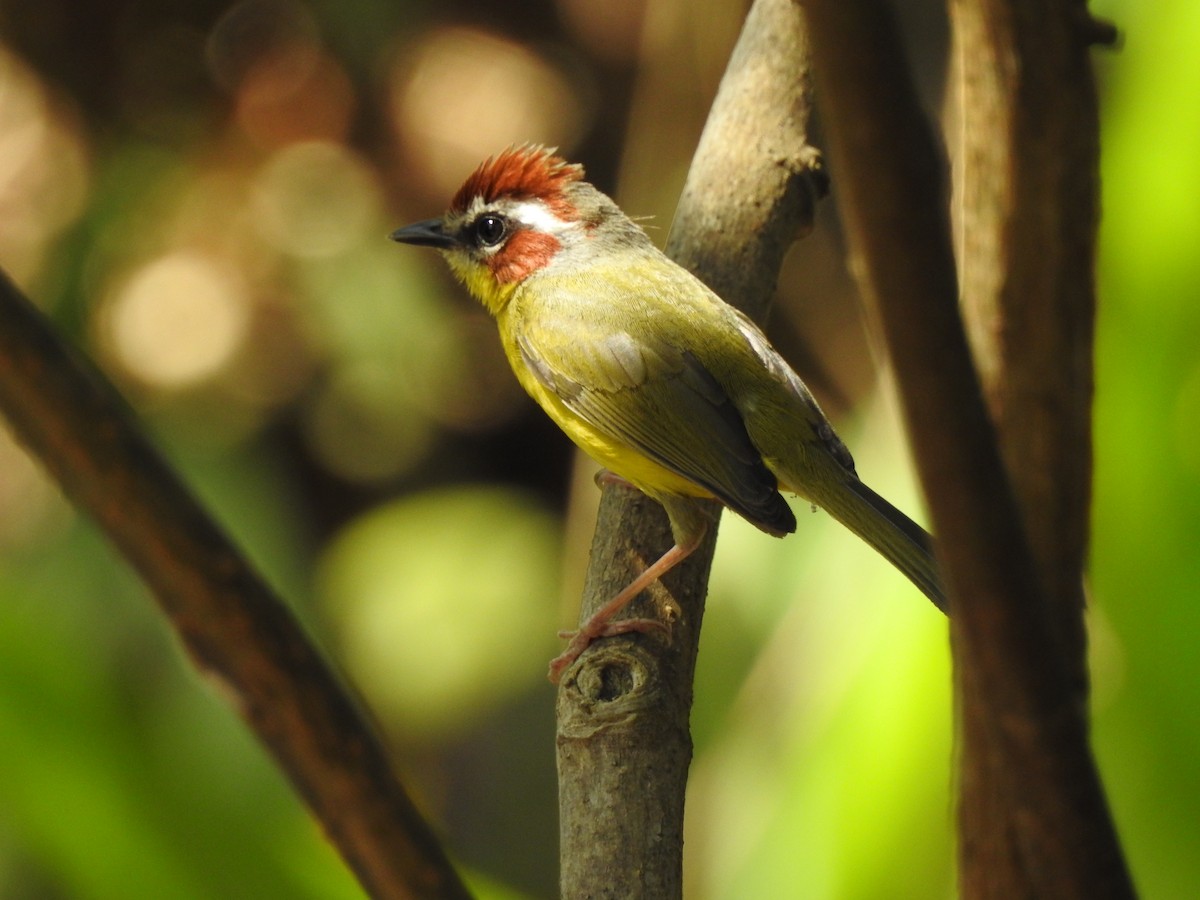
{"left": 593, "top": 468, "right": 636, "bottom": 491}
{"left": 547, "top": 617, "right": 669, "bottom": 683}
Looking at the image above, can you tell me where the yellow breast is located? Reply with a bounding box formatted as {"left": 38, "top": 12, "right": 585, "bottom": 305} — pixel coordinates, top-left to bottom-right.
{"left": 495, "top": 307, "right": 711, "bottom": 504}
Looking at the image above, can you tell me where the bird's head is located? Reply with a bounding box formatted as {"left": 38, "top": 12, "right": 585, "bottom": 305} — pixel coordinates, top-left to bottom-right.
{"left": 391, "top": 145, "right": 649, "bottom": 314}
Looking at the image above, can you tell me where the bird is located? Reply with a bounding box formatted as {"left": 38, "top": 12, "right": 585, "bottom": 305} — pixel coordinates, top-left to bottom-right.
{"left": 391, "top": 144, "right": 945, "bottom": 682}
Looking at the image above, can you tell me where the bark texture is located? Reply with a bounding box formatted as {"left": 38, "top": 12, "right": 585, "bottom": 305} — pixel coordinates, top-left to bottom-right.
{"left": 555, "top": 0, "right": 825, "bottom": 896}
{"left": 949, "top": 0, "right": 1122, "bottom": 894}
{"left": 798, "top": 0, "right": 1134, "bottom": 895}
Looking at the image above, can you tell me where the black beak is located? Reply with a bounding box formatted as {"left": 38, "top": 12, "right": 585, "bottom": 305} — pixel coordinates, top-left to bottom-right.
{"left": 389, "top": 218, "right": 458, "bottom": 250}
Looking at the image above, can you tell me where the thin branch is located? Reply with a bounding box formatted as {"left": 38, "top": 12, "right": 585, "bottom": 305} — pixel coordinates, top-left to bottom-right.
{"left": 0, "top": 270, "right": 471, "bottom": 900}
{"left": 555, "top": 0, "right": 825, "bottom": 897}
{"left": 797, "top": 0, "right": 1134, "bottom": 895}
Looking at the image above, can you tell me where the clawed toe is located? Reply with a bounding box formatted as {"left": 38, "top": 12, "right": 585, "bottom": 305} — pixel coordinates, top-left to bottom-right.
{"left": 548, "top": 617, "right": 671, "bottom": 683}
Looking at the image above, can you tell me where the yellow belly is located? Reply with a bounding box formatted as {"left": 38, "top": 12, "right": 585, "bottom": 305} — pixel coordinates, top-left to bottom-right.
{"left": 558, "top": 407, "right": 712, "bottom": 501}
{"left": 508, "top": 344, "right": 710, "bottom": 503}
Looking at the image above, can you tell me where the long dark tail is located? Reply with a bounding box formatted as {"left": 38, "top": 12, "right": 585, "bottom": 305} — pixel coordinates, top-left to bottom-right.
{"left": 817, "top": 478, "right": 947, "bottom": 613}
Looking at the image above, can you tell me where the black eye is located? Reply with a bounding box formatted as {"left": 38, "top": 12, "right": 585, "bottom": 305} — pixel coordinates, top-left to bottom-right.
{"left": 473, "top": 213, "right": 508, "bottom": 247}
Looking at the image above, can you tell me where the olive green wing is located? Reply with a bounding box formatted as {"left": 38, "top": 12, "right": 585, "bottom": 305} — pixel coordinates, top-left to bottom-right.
{"left": 515, "top": 314, "right": 796, "bottom": 537}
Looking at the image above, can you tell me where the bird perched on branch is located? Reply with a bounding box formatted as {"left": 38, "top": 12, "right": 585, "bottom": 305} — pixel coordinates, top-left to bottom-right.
{"left": 392, "top": 145, "right": 945, "bottom": 682}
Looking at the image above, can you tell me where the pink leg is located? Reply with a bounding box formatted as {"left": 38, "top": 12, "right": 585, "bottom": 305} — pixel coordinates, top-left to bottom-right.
{"left": 548, "top": 531, "right": 703, "bottom": 683}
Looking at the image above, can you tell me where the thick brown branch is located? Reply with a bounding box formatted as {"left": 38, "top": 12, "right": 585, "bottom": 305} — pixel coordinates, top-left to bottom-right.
{"left": 950, "top": 0, "right": 1098, "bottom": 680}
{"left": 555, "top": 0, "right": 825, "bottom": 897}
{"left": 950, "top": 0, "right": 1122, "bottom": 893}
{"left": 0, "top": 270, "right": 470, "bottom": 900}
{"left": 798, "top": 0, "right": 1133, "bottom": 895}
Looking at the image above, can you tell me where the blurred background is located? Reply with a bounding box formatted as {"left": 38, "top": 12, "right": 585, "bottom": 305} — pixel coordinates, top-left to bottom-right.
{"left": 0, "top": 0, "right": 1192, "bottom": 896}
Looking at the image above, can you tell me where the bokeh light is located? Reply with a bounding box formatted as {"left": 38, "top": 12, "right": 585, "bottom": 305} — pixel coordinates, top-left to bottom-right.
{"left": 0, "top": 47, "right": 89, "bottom": 285}
{"left": 318, "top": 486, "right": 560, "bottom": 735}
{"left": 556, "top": 0, "right": 650, "bottom": 63}
{"left": 101, "top": 250, "right": 251, "bottom": 389}
{"left": 252, "top": 141, "right": 381, "bottom": 258}
{"left": 390, "top": 26, "right": 590, "bottom": 198}
{"left": 209, "top": 0, "right": 356, "bottom": 148}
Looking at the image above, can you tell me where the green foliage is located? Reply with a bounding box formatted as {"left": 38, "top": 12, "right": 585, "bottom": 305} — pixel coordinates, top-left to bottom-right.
{"left": 1089, "top": 1, "right": 1200, "bottom": 895}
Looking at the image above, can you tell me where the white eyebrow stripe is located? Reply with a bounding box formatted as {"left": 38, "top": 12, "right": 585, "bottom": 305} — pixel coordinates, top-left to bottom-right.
{"left": 509, "top": 201, "right": 577, "bottom": 235}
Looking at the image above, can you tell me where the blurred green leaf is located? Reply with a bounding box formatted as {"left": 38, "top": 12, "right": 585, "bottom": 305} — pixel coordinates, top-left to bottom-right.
{"left": 318, "top": 485, "right": 560, "bottom": 737}
{"left": 1089, "top": 1, "right": 1200, "bottom": 896}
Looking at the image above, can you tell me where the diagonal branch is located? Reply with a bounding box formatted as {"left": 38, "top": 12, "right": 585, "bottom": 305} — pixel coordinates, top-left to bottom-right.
{"left": 949, "top": 0, "right": 1124, "bottom": 892}
{"left": 554, "top": 0, "right": 826, "bottom": 896}
{"left": 797, "top": 0, "right": 1134, "bottom": 894}
{"left": 0, "top": 269, "right": 470, "bottom": 900}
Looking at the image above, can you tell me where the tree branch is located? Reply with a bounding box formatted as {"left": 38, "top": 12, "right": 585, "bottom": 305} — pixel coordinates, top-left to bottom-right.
{"left": 949, "top": 0, "right": 1126, "bottom": 893}
{"left": 797, "top": 0, "right": 1134, "bottom": 895}
{"left": 0, "top": 270, "right": 470, "bottom": 900}
{"left": 555, "top": 0, "right": 825, "bottom": 896}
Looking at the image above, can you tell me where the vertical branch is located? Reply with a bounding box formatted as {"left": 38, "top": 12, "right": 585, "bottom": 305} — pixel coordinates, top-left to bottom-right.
{"left": 797, "top": 0, "right": 1133, "bottom": 895}
{"left": 555, "top": 0, "right": 825, "bottom": 896}
{"left": 949, "top": 0, "right": 1102, "bottom": 680}
{"left": 949, "top": 0, "right": 1118, "bottom": 892}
